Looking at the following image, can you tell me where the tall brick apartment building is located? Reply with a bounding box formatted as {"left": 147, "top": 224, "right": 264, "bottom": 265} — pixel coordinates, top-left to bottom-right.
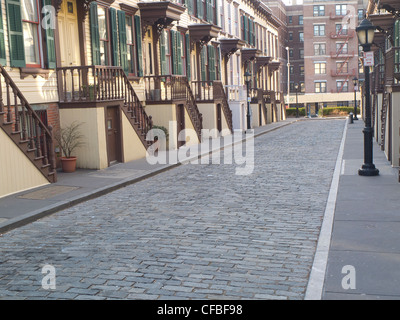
{"left": 264, "top": 0, "right": 365, "bottom": 113}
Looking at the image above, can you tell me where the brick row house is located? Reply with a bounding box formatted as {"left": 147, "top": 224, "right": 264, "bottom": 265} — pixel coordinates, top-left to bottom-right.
{"left": 0, "top": 0, "right": 284, "bottom": 198}
{"left": 366, "top": 0, "right": 400, "bottom": 169}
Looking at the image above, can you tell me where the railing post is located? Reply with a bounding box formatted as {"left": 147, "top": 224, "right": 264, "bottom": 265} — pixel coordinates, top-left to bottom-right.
{"left": 48, "top": 125, "right": 56, "bottom": 175}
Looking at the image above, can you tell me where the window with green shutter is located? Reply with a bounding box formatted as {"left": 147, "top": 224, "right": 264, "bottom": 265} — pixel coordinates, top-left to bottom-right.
{"left": 89, "top": 2, "right": 100, "bottom": 65}
{"left": 172, "top": 31, "right": 183, "bottom": 75}
{"left": 109, "top": 8, "right": 119, "bottom": 66}
{"left": 208, "top": 45, "right": 215, "bottom": 81}
{"left": 185, "top": 33, "right": 191, "bottom": 81}
{"left": 200, "top": 45, "right": 206, "bottom": 81}
{"left": 0, "top": 3, "right": 7, "bottom": 65}
{"left": 6, "top": 0, "right": 25, "bottom": 67}
{"left": 134, "top": 15, "right": 143, "bottom": 76}
{"left": 160, "top": 30, "right": 169, "bottom": 75}
{"left": 196, "top": 0, "right": 204, "bottom": 20}
{"left": 118, "top": 10, "right": 128, "bottom": 73}
{"left": 43, "top": 0, "right": 56, "bottom": 69}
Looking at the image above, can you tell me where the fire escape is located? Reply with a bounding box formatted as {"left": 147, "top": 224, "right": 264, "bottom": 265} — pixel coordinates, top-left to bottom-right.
{"left": 331, "top": 23, "right": 355, "bottom": 93}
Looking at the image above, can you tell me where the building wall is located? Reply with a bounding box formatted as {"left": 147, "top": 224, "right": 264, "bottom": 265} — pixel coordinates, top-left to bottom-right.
{"left": 0, "top": 128, "right": 49, "bottom": 198}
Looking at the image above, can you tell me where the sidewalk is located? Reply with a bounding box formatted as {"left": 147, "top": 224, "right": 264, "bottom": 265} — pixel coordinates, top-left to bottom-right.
{"left": 321, "top": 119, "right": 400, "bottom": 299}
{"left": 0, "top": 119, "right": 298, "bottom": 235}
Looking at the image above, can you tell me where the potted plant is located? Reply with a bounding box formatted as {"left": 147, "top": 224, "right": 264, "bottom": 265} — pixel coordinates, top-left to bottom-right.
{"left": 55, "top": 121, "right": 85, "bottom": 173}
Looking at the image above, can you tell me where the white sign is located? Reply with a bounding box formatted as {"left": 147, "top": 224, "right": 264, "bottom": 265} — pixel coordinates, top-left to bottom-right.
{"left": 363, "top": 51, "right": 374, "bottom": 67}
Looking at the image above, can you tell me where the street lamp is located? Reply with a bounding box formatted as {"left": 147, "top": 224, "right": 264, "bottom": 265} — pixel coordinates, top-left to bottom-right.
{"left": 294, "top": 83, "right": 299, "bottom": 118}
{"left": 244, "top": 71, "right": 251, "bottom": 131}
{"left": 352, "top": 77, "right": 359, "bottom": 120}
{"left": 356, "top": 18, "right": 379, "bottom": 176}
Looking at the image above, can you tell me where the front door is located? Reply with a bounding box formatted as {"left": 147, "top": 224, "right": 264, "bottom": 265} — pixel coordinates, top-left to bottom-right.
{"left": 177, "top": 104, "right": 185, "bottom": 148}
{"left": 217, "top": 104, "right": 222, "bottom": 132}
{"left": 106, "top": 107, "right": 121, "bottom": 165}
{"left": 58, "top": 0, "right": 81, "bottom": 66}
{"left": 259, "top": 104, "right": 262, "bottom": 126}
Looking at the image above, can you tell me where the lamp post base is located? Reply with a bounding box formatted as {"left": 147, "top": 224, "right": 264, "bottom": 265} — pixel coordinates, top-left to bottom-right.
{"left": 358, "top": 164, "right": 379, "bottom": 176}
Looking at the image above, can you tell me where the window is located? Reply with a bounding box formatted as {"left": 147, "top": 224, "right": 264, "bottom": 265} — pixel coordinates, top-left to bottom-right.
{"left": 313, "top": 5, "right": 325, "bottom": 16}
{"left": 336, "top": 61, "right": 348, "bottom": 74}
{"left": 300, "top": 82, "right": 305, "bottom": 93}
{"left": 234, "top": 5, "right": 239, "bottom": 37}
{"left": 314, "top": 43, "right": 326, "bottom": 55}
{"left": 336, "top": 4, "right": 347, "bottom": 16}
{"left": 358, "top": 9, "right": 364, "bottom": 20}
{"left": 336, "top": 23, "right": 348, "bottom": 35}
{"left": 227, "top": 2, "right": 231, "bottom": 34}
{"left": 288, "top": 16, "right": 293, "bottom": 24}
{"left": 125, "top": 15, "right": 136, "bottom": 74}
{"left": 315, "top": 81, "right": 327, "bottom": 93}
{"left": 22, "top": 0, "right": 41, "bottom": 67}
{"left": 336, "top": 81, "right": 349, "bottom": 92}
{"left": 314, "top": 25, "right": 325, "bottom": 36}
{"left": 299, "top": 49, "right": 304, "bottom": 59}
{"left": 300, "top": 66, "right": 304, "bottom": 75}
{"left": 289, "top": 49, "right": 293, "bottom": 58}
{"left": 160, "top": 30, "right": 171, "bottom": 75}
{"left": 97, "top": 6, "right": 109, "bottom": 66}
{"left": 336, "top": 42, "right": 348, "bottom": 54}
{"left": 290, "top": 66, "right": 294, "bottom": 74}
{"left": 314, "top": 62, "right": 326, "bottom": 74}
{"left": 299, "top": 15, "right": 303, "bottom": 25}
{"left": 289, "top": 32, "right": 293, "bottom": 41}
{"left": 299, "top": 32, "right": 304, "bottom": 42}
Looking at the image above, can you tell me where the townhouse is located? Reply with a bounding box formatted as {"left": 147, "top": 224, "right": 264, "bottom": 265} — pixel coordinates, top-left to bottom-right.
{"left": 0, "top": 0, "right": 284, "bottom": 198}
{"left": 366, "top": 0, "right": 400, "bottom": 169}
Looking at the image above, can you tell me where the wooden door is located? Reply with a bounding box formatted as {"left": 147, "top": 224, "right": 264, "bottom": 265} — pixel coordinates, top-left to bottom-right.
{"left": 58, "top": 0, "right": 81, "bottom": 67}
{"left": 177, "top": 104, "right": 185, "bottom": 148}
{"left": 216, "top": 104, "right": 222, "bottom": 132}
{"left": 106, "top": 107, "right": 121, "bottom": 165}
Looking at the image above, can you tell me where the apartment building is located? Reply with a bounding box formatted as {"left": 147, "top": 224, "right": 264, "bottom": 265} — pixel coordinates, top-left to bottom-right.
{"left": 0, "top": 0, "right": 284, "bottom": 198}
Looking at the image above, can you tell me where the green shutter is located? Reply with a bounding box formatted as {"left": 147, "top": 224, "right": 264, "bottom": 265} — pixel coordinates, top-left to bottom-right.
{"left": 179, "top": 33, "right": 184, "bottom": 75}
{"left": 187, "top": 0, "right": 193, "bottom": 15}
{"left": 197, "top": 0, "right": 203, "bottom": 19}
{"left": 200, "top": 45, "right": 206, "bottom": 81}
{"left": 0, "top": 3, "right": 6, "bottom": 65}
{"left": 249, "top": 19, "right": 253, "bottom": 46}
{"left": 6, "top": 0, "right": 25, "bottom": 67}
{"left": 118, "top": 10, "right": 128, "bottom": 73}
{"left": 242, "top": 16, "right": 247, "bottom": 42}
{"left": 43, "top": 0, "right": 56, "bottom": 68}
{"left": 214, "top": 0, "right": 218, "bottom": 26}
{"left": 90, "top": 2, "right": 100, "bottom": 65}
{"left": 134, "top": 15, "right": 143, "bottom": 76}
{"left": 109, "top": 8, "right": 119, "bottom": 66}
{"left": 185, "top": 33, "right": 191, "bottom": 81}
{"left": 160, "top": 30, "right": 167, "bottom": 75}
{"left": 171, "top": 30, "right": 177, "bottom": 74}
{"left": 208, "top": 45, "right": 215, "bottom": 81}
{"left": 216, "top": 46, "right": 220, "bottom": 80}
{"left": 206, "top": 0, "right": 212, "bottom": 22}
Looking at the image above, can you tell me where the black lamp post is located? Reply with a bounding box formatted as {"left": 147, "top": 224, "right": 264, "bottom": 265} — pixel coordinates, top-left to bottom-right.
{"left": 357, "top": 18, "right": 379, "bottom": 176}
{"left": 294, "top": 83, "right": 299, "bottom": 118}
{"left": 353, "top": 77, "right": 359, "bottom": 120}
{"left": 244, "top": 71, "right": 251, "bottom": 131}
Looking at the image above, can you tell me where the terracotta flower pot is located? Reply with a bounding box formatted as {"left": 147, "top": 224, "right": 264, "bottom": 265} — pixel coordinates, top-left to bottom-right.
{"left": 61, "top": 157, "right": 77, "bottom": 173}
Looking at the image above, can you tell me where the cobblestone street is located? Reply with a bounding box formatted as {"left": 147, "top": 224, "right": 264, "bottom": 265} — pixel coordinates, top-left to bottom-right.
{"left": 0, "top": 119, "right": 345, "bottom": 300}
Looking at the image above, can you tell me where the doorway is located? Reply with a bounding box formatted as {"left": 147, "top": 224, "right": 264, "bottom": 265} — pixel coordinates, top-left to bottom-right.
{"left": 217, "top": 104, "right": 222, "bottom": 132}
{"left": 176, "top": 104, "right": 185, "bottom": 148}
{"left": 58, "top": 0, "right": 81, "bottom": 67}
{"left": 106, "top": 107, "right": 122, "bottom": 165}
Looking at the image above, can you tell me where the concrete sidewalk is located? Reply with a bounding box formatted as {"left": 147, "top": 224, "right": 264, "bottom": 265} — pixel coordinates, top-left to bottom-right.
{"left": 0, "top": 119, "right": 299, "bottom": 235}
{"left": 322, "top": 119, "right": 400, "bottom": 299}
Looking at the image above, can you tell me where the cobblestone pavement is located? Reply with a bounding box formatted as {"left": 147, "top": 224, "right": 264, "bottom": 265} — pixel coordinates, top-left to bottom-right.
{"left": 0, "top": 119, "right": 345, "bottom": 300}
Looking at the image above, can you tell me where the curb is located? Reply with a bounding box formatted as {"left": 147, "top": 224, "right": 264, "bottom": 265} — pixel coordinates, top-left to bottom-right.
{"left": 0, "top": 119, "right": 300, "bottom": 235}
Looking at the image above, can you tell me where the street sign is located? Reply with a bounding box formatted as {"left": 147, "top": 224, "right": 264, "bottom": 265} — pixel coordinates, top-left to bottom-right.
{"left": 363, "top": 51, "right": 374, "bottom": 67}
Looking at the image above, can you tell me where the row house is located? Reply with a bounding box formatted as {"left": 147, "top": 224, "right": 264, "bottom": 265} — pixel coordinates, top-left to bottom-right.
{"left": 366, "top": 0, "right": 400, "bottom": 170}
{"left": 0, "top": 0, "right": 284, "bottom": 198}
